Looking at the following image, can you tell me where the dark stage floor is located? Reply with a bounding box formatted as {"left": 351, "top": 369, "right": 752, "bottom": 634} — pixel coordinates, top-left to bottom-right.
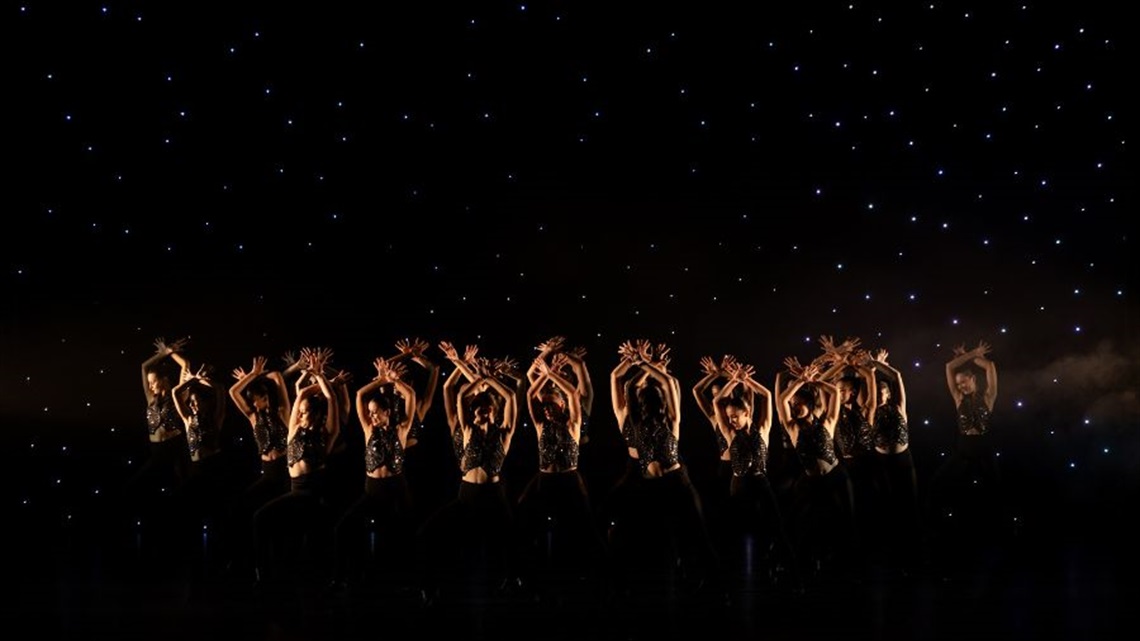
{"left": 6, "top": 418, "right": 1137, "bottom": 641}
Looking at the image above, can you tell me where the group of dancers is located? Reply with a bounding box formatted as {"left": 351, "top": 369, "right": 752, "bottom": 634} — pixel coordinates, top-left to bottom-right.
{"left": 129, "top": 334, "right": 1001, "bottom": 603}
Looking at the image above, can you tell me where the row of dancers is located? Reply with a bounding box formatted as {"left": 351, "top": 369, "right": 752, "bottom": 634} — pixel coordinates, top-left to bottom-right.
{"left": 129, "top": 335, "right": 1001, "bottom": 600}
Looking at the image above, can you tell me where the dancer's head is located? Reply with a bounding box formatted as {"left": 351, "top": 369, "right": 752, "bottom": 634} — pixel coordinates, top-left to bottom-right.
{"left": 365, "top": 393, "right": 395, "bottom": 429}
{"left": 469, "top": 390, "right": 501, "bottom": 427}
{"left": 719, "top": 395, "right": 752, "bottom": 431}
{"left": 838, "top": 375, "right": 860, "bottom": 406}
{"left": 634, "top": 375, "right": 667, "bottom": 420}
{"left": 297, "top": 394, "right": 328, "bottom": 429}
{"left": 538, "top": 384, "right": 568, "bottom": 423}
{"left": 146, "top": 369, "right": 171, "bottom": 396}
{"left": 245, "top": 378, "right": 276, "bottom": 412}
{"left": 953, "top": 369, "right": 978, "bottom": 396}
{"left": 790, "top": 385, "right": 817, "bottom": 420}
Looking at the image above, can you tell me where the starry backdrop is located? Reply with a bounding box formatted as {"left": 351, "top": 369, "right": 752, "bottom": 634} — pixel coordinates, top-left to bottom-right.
{"left": 3, "top": 1, "right": 1137, "bottom": 534}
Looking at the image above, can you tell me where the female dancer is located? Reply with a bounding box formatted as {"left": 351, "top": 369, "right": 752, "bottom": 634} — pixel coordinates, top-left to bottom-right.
{"left": 609, "top": 340, "right": 719, "bottom": 599}
{"left": 712, "top": 360, "right": 798, "bottom": 589}
{"left": 251, "top": 348, "right": 340, "bottom": 586}
{"left": 225, "top": 356, "right": 292, "bottom": 577}
{"left": 330, "top": 356, "right": 417, "bottom": 592}
{"left": 869, "top": 348, "right": 918, "bottom": 571}
{"left": 517, "top": 354, "right": 605, "bottom": 600}
{"left": 420, "top": 341, "right": 519, "bottom": 603}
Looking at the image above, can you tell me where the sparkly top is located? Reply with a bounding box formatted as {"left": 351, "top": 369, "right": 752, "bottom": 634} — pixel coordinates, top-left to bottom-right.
{"left": 253, "top": 409, "right": 288, "bottom": 456}
{"left": 729, "top": 429, "right": 767, "bottom": 477}
{"left": 146, "top": 395, "right": 181, "bottom": 437}
{"left": 538, "top": 420, "right": 579, "bottom": 470}
{"left": 287, "top": 425, "right": 327, "bottom": 467}
{"left": 795, "top": 416, "right": 838, "bottom": 471}
{"left": 460, "top": 424, "right": 507, "bottom": 477}
{"left": 714, "top": 427, "right": 729, "bottom": 456}
{"left": 452, "top": 423, "right": 465, "bottom": 461}
{"left": 873, "top": 403, "right": 909, "bottom": 450}
{"left": 186, "top": 414, "right": 221, "bottom": 459}
{"left": 957, "top": 394, "right": 991, "bottom": 436}
{"left": 365, "top": 426, "right": 404, "bottom": 475}
{"left": 835, "top": 404, "right": 874, "bottom": 458}
{"left": 625, "top": 415, "right": 680, "bottom": 474}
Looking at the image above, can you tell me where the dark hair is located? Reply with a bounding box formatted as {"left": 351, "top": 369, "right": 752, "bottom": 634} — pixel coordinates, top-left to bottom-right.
{"left": 366, "top": 393, "right": 395, "bottom": 412}
{"left": 876, "top": 375, "right": 898, "bottom": 407}
{"left": 718, "top": 395, "right": 751, "bottom": 414}
{"left": 300, "top": 394, "right": 329, "bottom": 426}
{"left": 468, "top": 390, "right": 502, "bottom": 417}
{"left": 633, "top": 380, "right": 667, "bottom": 422}
{"left": 181, "top": 381, "right": 216, "bottom": 414}
{"left": 792, "top": 384, "right": 818, "bottom": 411}
{"left": 244, "top": 377, "right": 277, "bottom": 406}
{"left": 838, "top": 375, "right": 861, "bottom": 392}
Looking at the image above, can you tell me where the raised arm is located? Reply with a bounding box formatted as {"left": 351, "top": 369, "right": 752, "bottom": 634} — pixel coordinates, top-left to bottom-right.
{"left": 441, "top": 366, "right": 465, "bottom": 435}
{"left": 170, "top": 350, "right": 192, "bottom": 386}
{"left": 974, "top": 341, "right": 998, "bottom": 411}
{"left": 562, "top": 349, "right": 594, "bottom": 417}
{"left": 692, "top": 356, "right": 722, "bottom": 424}
{"left": 711, "top": 378, "right": 741, "bottom": 448}
{"left": 610, "top": 348, "right": 639, "bottom": 428}
{"left": 872, "top": 349, "right": 907, "bottom": 423}
{"left": 171, "top": 376, "right": 194, "bottom": 422}
{"left": 817, "top": 380, "right": 841, "bottom": 438}
{"left": 640, "top": 359, "right": 682, "bottom": 435}
{"left": 945, "top": 344, "right": 974, "bottom": 407}
{"left": 140, "top": 337, "right": 187, "bottom": 402}
{"left": 742, "top": 375, "right": 774, "bottom": 439}
{"left": 775, "top": 370, "right": 798, "bottom": 427}
{"left": 229, "top": 356, "right": 268, "bottom": 420}
{"left": 414, "top": 353, "right": 440, "bottom": 422}
{"left": 355, "top": 358, "right": 392, "bottom": 428}
{"left": 390, "top": 376, "right": 418, "bottom": 441}
{"left": 482, "top": 374, "right": 518, "bottom": 439}
{"left": 532, "top": 361, "right": 583, "bottom": 439}
{"left": 853, "top": 355, "right": 878, "bottom": 418}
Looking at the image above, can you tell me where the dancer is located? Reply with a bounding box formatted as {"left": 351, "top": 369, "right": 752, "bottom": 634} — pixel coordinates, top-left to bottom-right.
{"left": 251, "top": 348, "right": 340, "bottom": 587}
{"left": 225, "top": 356, "right": 292, "bottom": 577}
{"left": 517, "top": 353, "right": 605, "bottom": 600}
{"left": 868, "top": 348, "right": 918, "bottom": 571}
{"left": 420, "top": 341, "right": 519, "bottom": 603}
{"left": 711, "top": 360, "right": 799, "bottom": 589}
{"left": 330, "top": 356, "right": 417, "bottom": 592}
{"left": 609, "top": 340, "right": 720, "bottom": 599}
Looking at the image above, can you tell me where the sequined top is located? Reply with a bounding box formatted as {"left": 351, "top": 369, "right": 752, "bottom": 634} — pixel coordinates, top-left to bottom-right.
{"left": 287, "top": 425, "right": 328, "bottom": 467}
{"left": 873, "top": 403, "right": 909, "bottom": 450}
{"left": 794, "top": 416, "right": 838, "bottom": 471}
{"left": 957, "top": 394, "right": 991, "bottom": 436}
{"left": 538, "top": 421, "right": 579, "bottom": 470}
{"left": 580, "top": 407, "right": 590, "bottom": 442}
{"left": 365, "top": 427, "right": 404, "bottom": 475}
{"left": 619, "top": 415, "right": 639, "bottom": 450}
{"left": 460, "top": 424, "right": 507, "bottom": 477}
{"left": 253, "top": 410, "right": 288, "bottom": 456}
{"left": 625, "top": 416, "right": 680, "bottom": 474}
{"left": 729, "top": 429, "right": 767, "bottom": 477}
{"left": 715, "top": 428, "right": 729, "bottom": 456}
{"left": 186, "top": 414, "right": 220, "bottom": 459}
{"left": 835, "top": 404, "right": 874, "bottom": 458}
{"left": 146, "top": 395, "right": 181, "bottom": 437}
